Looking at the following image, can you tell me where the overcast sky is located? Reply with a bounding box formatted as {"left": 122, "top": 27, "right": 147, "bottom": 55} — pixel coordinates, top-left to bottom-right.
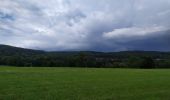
{"left": 0, "top": 0, "right": 170, "bottom": 51}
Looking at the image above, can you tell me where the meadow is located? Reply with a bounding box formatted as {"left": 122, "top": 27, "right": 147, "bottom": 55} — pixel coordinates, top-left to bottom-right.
{"left": 0, "top": 67, "right": 170, "bottom": 100}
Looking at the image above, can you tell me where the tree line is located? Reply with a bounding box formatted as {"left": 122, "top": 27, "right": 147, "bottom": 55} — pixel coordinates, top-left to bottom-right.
{"left": 0, "top": 45, "right": 170, "bottom": 68}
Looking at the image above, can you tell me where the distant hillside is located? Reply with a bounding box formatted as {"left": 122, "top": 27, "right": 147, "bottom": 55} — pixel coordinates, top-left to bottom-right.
{"left": 0, "top": 44, "right": 45, "bottom": 56}
{"left": 0, "top": 45, "right": 170, "bottom": 68}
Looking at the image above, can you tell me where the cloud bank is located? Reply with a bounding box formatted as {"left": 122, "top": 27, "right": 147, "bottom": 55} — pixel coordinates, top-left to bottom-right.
{"left": 0, "top": 0, "right": 170, "bottom": 51}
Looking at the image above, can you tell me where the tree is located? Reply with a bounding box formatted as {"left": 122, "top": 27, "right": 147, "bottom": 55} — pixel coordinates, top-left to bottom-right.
{"left": 140, "top": 57, "right": 155, "bottom": 69}
{"left": 76, "top": 52, "right": 87, "bottom": 67}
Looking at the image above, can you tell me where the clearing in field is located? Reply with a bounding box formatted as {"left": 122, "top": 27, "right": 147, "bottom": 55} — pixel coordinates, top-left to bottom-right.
{"left": 0, "top": 67, "right": 170, "bottom": 100}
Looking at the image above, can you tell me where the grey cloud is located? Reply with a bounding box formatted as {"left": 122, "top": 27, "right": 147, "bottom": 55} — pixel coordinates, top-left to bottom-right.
{"left": 0, "top": 0, "right": 170, "bottom": 51}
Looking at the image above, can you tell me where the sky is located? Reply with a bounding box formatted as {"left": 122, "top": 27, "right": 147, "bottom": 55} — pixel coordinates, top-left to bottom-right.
{"left": 0, "top": 0, "right": 170, "bottom": 51}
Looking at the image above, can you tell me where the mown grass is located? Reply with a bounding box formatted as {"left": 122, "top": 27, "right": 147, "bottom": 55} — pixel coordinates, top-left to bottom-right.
{"left": 0, "top": 67, "right": 170, "bottom": 100}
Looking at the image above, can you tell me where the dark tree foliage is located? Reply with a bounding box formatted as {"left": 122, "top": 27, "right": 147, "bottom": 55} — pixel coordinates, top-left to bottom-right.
{"left": 139, "top": 57, "right": 155, "bottom": 69}
{"left": 0, "top": 45, "right": 170, "bottom": 68}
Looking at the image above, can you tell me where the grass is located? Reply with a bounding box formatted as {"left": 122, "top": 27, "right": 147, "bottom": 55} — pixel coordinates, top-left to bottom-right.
{"left": 0, "top": 67, "right": 170, "bottom": 100}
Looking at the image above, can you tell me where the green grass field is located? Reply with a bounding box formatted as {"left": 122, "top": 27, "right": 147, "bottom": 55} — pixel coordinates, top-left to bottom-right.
{"left": 0, "top": 67, "right": 170, "bottom": 100}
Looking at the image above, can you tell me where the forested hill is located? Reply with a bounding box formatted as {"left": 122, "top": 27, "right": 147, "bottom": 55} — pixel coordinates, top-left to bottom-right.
{"left": 0, "top": 44, "right": 45, "bottom": 56}
{"left": 0, "top": 44, "right": 170, "bottom": 68}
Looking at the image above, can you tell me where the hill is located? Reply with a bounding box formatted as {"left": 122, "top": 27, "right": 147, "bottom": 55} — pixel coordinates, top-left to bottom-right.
{"left": 0, "top": 44, "right": 45, "bottom": 56}
{"left": 0, "top": 45, "right": 170, "bottom": 68}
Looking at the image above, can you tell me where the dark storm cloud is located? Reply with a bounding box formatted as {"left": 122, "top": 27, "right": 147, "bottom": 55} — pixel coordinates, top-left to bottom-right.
{"left": 103, "top": 30, "right": 170, "bottom": 51}
{"left": 0, "top": 0, "right": 170, "bottom": 51}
